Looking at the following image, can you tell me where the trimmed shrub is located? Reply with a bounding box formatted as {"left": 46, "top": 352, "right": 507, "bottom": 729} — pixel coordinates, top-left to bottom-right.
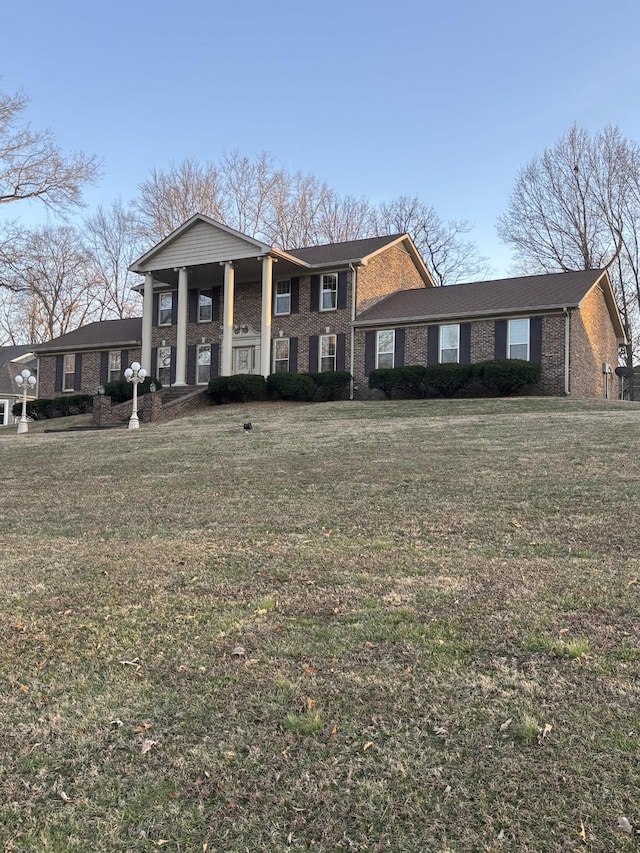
{"left": 12, "top": 394, "right": 94, "bottom": 421}
{"left": 104, "top": 377, "right": 162, "bottom": 404}
{"left": 368, "top": 368, "right": 399, "bottom": 399}
{"left": 390, "top": 365, "right": 430, "bottom": 398}
{"left": 207, "top": 374, "right": 267, "bottom": 405}
{"left": 307, "top": 370, "right": 352, "bottom": 401}
{"left": 423, "top": 363, "right": 473, "bottom": 398}
{"left": 473, "top": 359, "right": 541, "bottom": 395}
{"left": 266, "top": 372, "right": 316, "bottom": 402}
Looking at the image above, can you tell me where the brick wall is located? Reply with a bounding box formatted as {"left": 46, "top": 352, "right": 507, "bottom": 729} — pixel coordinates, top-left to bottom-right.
{"left": 356, "top": 246, "right": 428, "bottom": 314}
{"left": 38, "top": 348, "right": 143, "bottom": 398}
{"left": 353, "top": 312, "right": 571, "bottom": 399}
{"left": 569, "top": 286, "right": 620, "bottom": 398}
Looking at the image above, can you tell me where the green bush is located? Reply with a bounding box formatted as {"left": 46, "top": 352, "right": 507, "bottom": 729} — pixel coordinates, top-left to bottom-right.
{"left": 369, "top": 360, "right": 541, "bottom": 400}
{"left": 473, "top": 359, "right": 541, "bottom": 395}
{"left": 307, "top": 370, "right": 352, "bottom": 401}
{"left": 207, "top": 375, "right": 267, "bottom": 405}
{"left": 104, "top": 377, "right": 162, "bottom": 404}
{"left": 368, "top": 368, "right": 399, "bottom": 399}
{"left": 423, "top": 363, "right": 473, "bottom": 397}
{"left": 12, "top": 394, "right": 94, "bottom": 421}
{"left": 266, "top": 372, "right": 316, "bottom": 402}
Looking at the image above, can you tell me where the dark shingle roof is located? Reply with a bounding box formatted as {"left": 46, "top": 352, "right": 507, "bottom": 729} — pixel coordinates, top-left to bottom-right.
{"left": 37, "top": 318, "right": 142, "bottom": 353}
{"left": 355, "top": 270, "right": 611, "bottom": 324}
{"left": 286, "top": 234, "right": 405, "bottom": 266}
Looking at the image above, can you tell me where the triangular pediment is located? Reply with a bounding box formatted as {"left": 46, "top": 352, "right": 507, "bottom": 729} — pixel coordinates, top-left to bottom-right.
{"left": 130, "top": 214, "right": 273, "bottom": 273}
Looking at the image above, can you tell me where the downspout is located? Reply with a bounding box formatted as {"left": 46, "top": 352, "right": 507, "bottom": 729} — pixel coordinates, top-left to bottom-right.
{"left": 563, "top": 307, "right": 570, "bottom": 395}
{"left": 349, "top": 263, "right": 357, "bottom": 400}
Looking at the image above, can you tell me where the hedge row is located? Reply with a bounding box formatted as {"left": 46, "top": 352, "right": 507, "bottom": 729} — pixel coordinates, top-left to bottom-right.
{"left": 12, "top": 394, "right": 94, "bottom": 421}
{"left": 368, "top": 360, "right": 542, "bottom": 399}
{"left": 207, "top": 371, "right": 352, "bottom": 405}
{"left": 103, "top": 377, "right": 162, "bottom": 403}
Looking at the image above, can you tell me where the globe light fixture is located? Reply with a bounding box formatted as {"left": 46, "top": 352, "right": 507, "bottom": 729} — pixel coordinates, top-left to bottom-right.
{"left": 123, "top": 361, "right": 147, "bottom": 430}
{"left": 15, "top": 368, "right": 37, "bottom": 434}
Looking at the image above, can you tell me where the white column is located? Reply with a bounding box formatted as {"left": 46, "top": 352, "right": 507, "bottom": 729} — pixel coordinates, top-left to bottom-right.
{"left": 221, "top": 262, "right": 235, "bottom": 376}
{"left": 142, "top": 272, "right": 154, "bottom": 373}
{"left": 260, "top": 255, "right": 273, "bottom": 377}
{"left": 174, "top": 267, "right": 188, "bottom": 386}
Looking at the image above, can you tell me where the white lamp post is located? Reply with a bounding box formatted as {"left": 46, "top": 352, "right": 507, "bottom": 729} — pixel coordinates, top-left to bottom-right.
{"left": 123, "top": 361, "right": 147, "bottom": 430}
{"left": 15, "top": 368, "right": 37, "bottom": 434}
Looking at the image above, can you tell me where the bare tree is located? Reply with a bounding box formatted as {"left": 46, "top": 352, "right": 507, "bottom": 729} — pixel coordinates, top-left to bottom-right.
{"left": 497, "top": 123, "right": 640, "bottom": 363}
{"left": 370, "top": 196, "right": 492, "bottom": 285}
{"left": 136, "top": 157, "right": 226, "bottom": 242}
{"left": 0, "top": 88, "right": 100, "bottom": 213}
{"left": 0, "top": 224, "right": 100, "bottom": 342}
{"left": 84, "top": 200, "right": 143, "bottom": 319}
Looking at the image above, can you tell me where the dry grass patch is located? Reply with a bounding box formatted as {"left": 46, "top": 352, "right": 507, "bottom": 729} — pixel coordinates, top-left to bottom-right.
{"left": 0, "top": 398, "right": 639, "bottom": 851}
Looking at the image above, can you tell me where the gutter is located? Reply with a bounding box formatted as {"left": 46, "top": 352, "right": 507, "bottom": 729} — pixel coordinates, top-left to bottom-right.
{"left": 349, "top": 263, "right": 357, "bottom": 400}
{"left": 563, "top": 307, "right": 571, "bottom": 395}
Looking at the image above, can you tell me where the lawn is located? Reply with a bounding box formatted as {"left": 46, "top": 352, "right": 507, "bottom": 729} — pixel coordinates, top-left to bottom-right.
{"left": 0, "top": 398, "right": 638, "bottom": 852}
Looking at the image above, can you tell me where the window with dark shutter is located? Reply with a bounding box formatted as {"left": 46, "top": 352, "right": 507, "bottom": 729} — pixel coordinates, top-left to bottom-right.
{"left": 290, "top": 278, "right": 300, "bottom": 314}
{"left": 460, "top": 324, "right": 471, "bottom": 364}
{"left": 310, "top": 276, "right": 320, "bottom": 312}
{"left": 530, "top": 317, "right": 543, "bottom": 362}
{"left": 337, "top": 271, "right": 348, "bottom": 310}
{"left": 427, "top": 326, "right": 439, "bottom": 365}
{"left": 495, "top": 320, "right": 508, "bottom": 360}
{"left": 365, "top": 330, "right": 376, "bottom": 375}
{"left": 394, "top": 328, "right": 405, "bottom": 367}
{"left": 309, "top": 335, "right": 319, "bottom": 372}
{"left": 336, "top": 334, "right": 346, "bottom": 371}
{"left": 289, "top": 337, "right": 298, "bottom": 373}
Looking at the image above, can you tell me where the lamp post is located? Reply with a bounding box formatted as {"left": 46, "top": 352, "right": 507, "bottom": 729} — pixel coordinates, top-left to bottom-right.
{"left": 15, "top": 368, "right": 37, "bottom": 434}
{"left": 123, "top": 361, "right": 147, "bottom": 430}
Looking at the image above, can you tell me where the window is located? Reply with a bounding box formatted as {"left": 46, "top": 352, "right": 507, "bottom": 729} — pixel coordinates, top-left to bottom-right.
{"left": 508, "top": 318, "right": 529, "bottom": 360}
{"left": 319, "top": 334, "right": 336, "bottom": 372}
{"left": 196, "top": 344, "right": 211, "bottom": 384}
{"left": 273, "top": 338, "right": 290, "bottom": 372}
{"left": 198, "top": 291, "right": 213, "bottom": 323}
{"left": 63, "top": 353, "right": 75, "bottom": 391}
{"left": 157, "top": 346, "right": 171, "bottom": 385}
{"left": 321, "top": 274, "right": 338, "bottom": 311}
{"left": 158, "top": 292, "right": 173, "bottom": 326}
{"left": 376, "top": 330, "right": 395, "bottom": 369}
{"left": 275, "top": 280, "right": 291, "bottom": 315}
{"left": 108, "top": 350, "right": 121, "bottom": 383}
{"left": 440, "top": 324, "right": 460, "bottom": 363}
{"left": 0, "top": 401, "right": 6, "bottom": 426}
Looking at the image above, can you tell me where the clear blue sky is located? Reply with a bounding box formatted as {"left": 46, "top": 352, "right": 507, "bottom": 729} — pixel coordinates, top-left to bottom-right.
{"left": 3, "top": 0, "right": 640, "bottom": 275}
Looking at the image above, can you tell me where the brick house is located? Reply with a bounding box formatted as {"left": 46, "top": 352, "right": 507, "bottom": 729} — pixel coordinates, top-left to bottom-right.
{"left": 36, "top": 215, "right": 625, "bottom": 403}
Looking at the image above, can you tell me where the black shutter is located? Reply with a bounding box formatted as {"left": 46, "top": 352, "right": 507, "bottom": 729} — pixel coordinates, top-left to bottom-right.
{"left": 170, "top": 347, "right": 176, "bottom": 385}
{"left": 152, "top": 293, "right": 159, "bottom": 327}
{"left": 530, "top": 317, "right": 543, "bottom": 362}
{"left": 210, "top": 343, "right": 219, "bottom": 378}
{"left": 171, "top": 292, "right": 178, "bottom": 326}
{"left": 75, "top": 353, "right": 82, "bottom": 392}
{"left": 212, "top": 287, "right": 221, "bottom": 322}
{"left": 151, "top": 348, "right": 157, "bottom": 381}
{"left": 289, "top": 337, "right": 298, "bottom": 373}
{"left": 120, "top": 350, "right": 129, "bottom": 375}
{"left": 310, "top": 276, "right": 320, "bottom": 312}
{"left": 394, "top": 328, "right": 405, "bottom": 367}
{"left": 427, "top": 326, "right": 439, "bottom": 365}
{"left": 100, "top": 351, "right": 108, "bottom": 385}
{"left": 290, "top": 278, "right": 300, "bottom": 314}
{"left": 309, "top": 335, "right": 319, "bottom": 372}
{"left": 365, "top": 330, "right": 376, "bottom": 375}
{"left": 337, "top": 271, "right": 348, "bottom": 310}
{"left": 187, "top": 345, "right": 196, "bottom": 385}
{"left": 336, "top": 333, "right": 346, "bottom": 371}
{"left": 460, "top": 323, "right": 471, "bottom": 364}
{"left": 188, "top": 289, "right": 198, "bottom": 323}
{"left": 495, "top": 320, "right": 507, "bottom": 359}
{"left": 55, "top": 355, "right": 63, "bottom": 392}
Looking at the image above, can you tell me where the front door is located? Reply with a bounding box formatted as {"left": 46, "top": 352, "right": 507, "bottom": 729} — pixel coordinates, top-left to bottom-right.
{"left": 233, "top": 345, "right": 256, "bottom": 374}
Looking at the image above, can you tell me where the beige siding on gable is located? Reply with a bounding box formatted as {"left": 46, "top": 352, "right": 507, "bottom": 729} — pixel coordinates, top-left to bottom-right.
{"left": 142, "top": 221, "right": 263, "bottom": 270}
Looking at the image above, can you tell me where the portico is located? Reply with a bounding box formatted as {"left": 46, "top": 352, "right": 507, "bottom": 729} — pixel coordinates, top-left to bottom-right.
{"left": 131, "top": 214, "right": 304, "bottom": 384}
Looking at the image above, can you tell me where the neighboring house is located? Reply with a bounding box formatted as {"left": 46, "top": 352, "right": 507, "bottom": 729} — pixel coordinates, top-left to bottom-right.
{"left": 0, "top": 346, "right": 38, "bottom": 425}
{"left": 36, "top": 214, "right": 626, "bottom": 402}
